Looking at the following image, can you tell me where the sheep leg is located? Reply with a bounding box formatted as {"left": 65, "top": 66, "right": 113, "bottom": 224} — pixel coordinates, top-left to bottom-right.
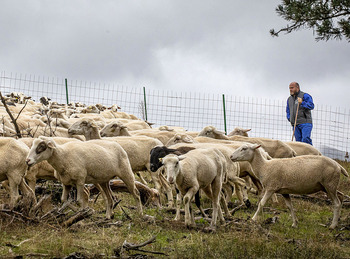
{"left": 252, "top": 190, "right": 274, "bottom": 222}
{"left": 19, "top": 178, "right": 36, "bottom": 205}
{"left": 174, "top": 189, "right": 182, "bottom": 221}
{"left": 76, "top": 183, "right": 88, "bottom": 209}
{"left": 219, "top": 192, "right": 230, "bottom": 219}
{"left": 326, "top": 188, "right": 341, "bottom": 229}
{"left": 210, "top": 176, "right": 223, "bottom": 228}
{"left": 158, "top": 172, "right": 174, "bottom": 208}
{"left": 282, "top": 194, "right": 297, "bottom": 228}
{"left": 7, "top": 176, "right": 20, "bottom": 208}
{"left": 183, "top": 187, "right": 198, "bottom": 228}
{"left": 222, "top": 183, "right": 233, "bottom": 203}
{"left": 61, "top": 185, "right": 72, "bottom": 203}
{"left": 99, "top": 182, "right": 114, "bottom": 219}
{"left": 234, "top": 183, "right": 245, "bottom": 205}
{"left": 195, "top": 191, "right": 208, "bottom": 219}
{"left": 135, "top": 171, "right": 148, "bottom": 186}
{"left": 119, "top": 174, "right": 143, "bottom": 215}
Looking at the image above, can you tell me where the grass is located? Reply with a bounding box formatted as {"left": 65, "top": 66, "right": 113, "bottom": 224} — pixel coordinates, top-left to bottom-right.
{"left": 1, "top": 164, "right": 350, "bottom": 258}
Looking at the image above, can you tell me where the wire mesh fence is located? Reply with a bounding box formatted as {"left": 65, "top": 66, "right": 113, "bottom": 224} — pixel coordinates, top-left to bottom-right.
{"left": 1, "top": 71, "right": 349, "bottom": 160}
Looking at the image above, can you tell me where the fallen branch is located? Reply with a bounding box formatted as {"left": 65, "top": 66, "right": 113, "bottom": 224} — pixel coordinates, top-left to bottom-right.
{"left": 114, "top": 235, "right": 167, "bottom": 257}
{"left": 61, "top": 207, "right": 94, "bottom": 228}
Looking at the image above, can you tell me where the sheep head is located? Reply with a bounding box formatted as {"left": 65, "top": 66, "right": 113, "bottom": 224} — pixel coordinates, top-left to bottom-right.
{"left": 230, "top": 143, "right": 261, "bottom": 162}
{"left": 161, "top": 154, "right": 186, "bottom": 184}
{"left": 68, "top": 118, "right": 97, "bottom": 136}
{"left": 198, "top": 125, "right": 228, "bottom": 139}
{"left": 100, "top": 121, "right": 127, "bottom": 137}
{"left": 228, "top": 127, "right": 251, "bottom": 137}
{"left": 26, "top": 137, "right": 56, "bottom": 166}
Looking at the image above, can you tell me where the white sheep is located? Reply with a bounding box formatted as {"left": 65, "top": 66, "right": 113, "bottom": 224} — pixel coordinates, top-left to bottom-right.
{"left": 161, "top": 148, "right": 226, "bottom": 230}
{"left": 0, "top": 137, "right": 36, "bottom": 207}
{"left": 230, "top": 143, "right": 349, "bottom": 229}
{"left": 229, "top": 135, "right": 296, "bottom": 158}
{"left": 100, "top": 123, "right": 177, "bottom": 145}
{"left": 227, "top": 127, "right": 321, "bottom": 156}
{"left": 67, "top": 118, "right": 174, "bottom": 206}
{"left": 19, "top": 137, "right": 80, "bottom": 191}
{"left": 284, "top": 141, "right": 322, "bottom": 156}
{"left": 102, "top": 120, "right": 151, "bottom": 132}
{"left": 165, "top": 133, "right": 196, "bottom": 146}
{"left": 26, "top": 136, "right": 143, "bottom": 219}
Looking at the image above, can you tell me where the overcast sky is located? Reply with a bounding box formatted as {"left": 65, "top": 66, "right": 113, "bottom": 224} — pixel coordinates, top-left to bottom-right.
{"left": 1, "top": 1, "right": 349, "bottom": 109}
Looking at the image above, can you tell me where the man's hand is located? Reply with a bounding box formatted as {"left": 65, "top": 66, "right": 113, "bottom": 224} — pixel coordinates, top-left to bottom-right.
{"left": 297, "top": 97, "right": 303, "bottom": 104}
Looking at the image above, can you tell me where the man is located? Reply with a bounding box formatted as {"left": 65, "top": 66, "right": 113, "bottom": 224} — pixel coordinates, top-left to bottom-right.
{"left": 286, "top": 82, "right": 314, "bottom": 145}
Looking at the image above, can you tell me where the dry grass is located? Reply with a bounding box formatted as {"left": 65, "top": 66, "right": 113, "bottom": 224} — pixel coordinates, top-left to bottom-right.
{"left": 1, "top": 162, "right": 350, "bottom": 258}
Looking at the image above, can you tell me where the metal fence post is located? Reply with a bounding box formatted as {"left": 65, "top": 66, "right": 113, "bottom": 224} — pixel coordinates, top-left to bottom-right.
{"left": 222, "top": 94, "right": 227, "bottom": 135}
{"left": 65, "top": 78, "right": 69, "bottom": 104}
{"left": 143, "top": 87, "right": 148, "bottom": 121}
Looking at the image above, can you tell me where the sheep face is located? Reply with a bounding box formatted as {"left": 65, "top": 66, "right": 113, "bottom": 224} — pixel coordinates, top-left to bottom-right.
{"left": 228, "top": 127, "right": 251, "bottom": 137}
{"left": 26, "top": 138, "right": 56, "bottom": 166}
{"left": 162, "top": 155, "right": 185, "bottom": 184}
{"left": 100, "top": 122, "right": 125, "bottom": 137}
{"left": 230, "top": 143, "right": 260, "bottom": 162}
{"left": 68, "top": 119, "right": 92, "bottom": 135}
{"left": 166, "top": 134, "right": 194, "bottom": 146}
{"left": 198, "top": 126, "right": 226, "bottom": 139}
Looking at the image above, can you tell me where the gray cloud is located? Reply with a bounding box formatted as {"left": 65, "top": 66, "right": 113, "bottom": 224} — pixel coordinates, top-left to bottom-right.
{"left": 1, "top": 0, "right": 349, "bottom": 108}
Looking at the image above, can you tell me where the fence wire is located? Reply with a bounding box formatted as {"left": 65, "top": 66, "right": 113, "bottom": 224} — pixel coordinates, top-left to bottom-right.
{"left": 1, "top": 71, "right": 349, "bottom": 160}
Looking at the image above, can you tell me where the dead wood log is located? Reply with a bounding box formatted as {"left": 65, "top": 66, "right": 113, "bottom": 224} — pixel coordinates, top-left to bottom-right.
{"left": 61, "top": 207, "right": 94, "bottom": 228}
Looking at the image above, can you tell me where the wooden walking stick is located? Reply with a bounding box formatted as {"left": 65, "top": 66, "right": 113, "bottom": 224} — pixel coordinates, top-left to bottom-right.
{"left": 291, "top": 102, "right": 300, "bottom": 141}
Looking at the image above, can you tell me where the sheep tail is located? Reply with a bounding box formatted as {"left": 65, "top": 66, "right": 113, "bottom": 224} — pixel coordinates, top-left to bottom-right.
{"left": 340, "top": 165, "right": 349, "bottom": 177}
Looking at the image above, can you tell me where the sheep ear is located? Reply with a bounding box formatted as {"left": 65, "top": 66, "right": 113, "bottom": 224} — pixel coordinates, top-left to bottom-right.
{"left": 178, "top": 155, "right": 186, "bottom": 161}
{"left": 47, "top": 140, "right": 56, "bottom": 149}
{"left": 213, "top": 129, "right": 225, "bottom": 135}
{"left": 244, "top": 129, "right": 251, "bottom": 132}
{"left": 183, "top": 136, "right": 193, "bottom": 143}
{"left": 253, "top": 144, "right": 261, "bottom": 150}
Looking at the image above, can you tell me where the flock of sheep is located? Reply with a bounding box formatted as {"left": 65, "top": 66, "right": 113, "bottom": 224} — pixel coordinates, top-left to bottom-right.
{"left": 0, "top": 91, "right": 348, "bottom": 231}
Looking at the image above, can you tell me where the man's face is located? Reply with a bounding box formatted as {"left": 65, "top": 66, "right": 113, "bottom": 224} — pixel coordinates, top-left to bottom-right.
{"left": 289, "top": 84, "right": 299, "bottom": 95}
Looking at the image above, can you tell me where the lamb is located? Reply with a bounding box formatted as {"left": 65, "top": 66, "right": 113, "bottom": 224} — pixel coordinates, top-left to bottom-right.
{"left": 26, "top": 136, "right": 143, "bottom": 219}
{"left": 230, "top": 143, "right": 349, "bottom": 229}
{"left": 0, "top": 138, "right": 36, "bottom": 207}
{"left": 161, "top": 148, "right": 226, "bottom": 230}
